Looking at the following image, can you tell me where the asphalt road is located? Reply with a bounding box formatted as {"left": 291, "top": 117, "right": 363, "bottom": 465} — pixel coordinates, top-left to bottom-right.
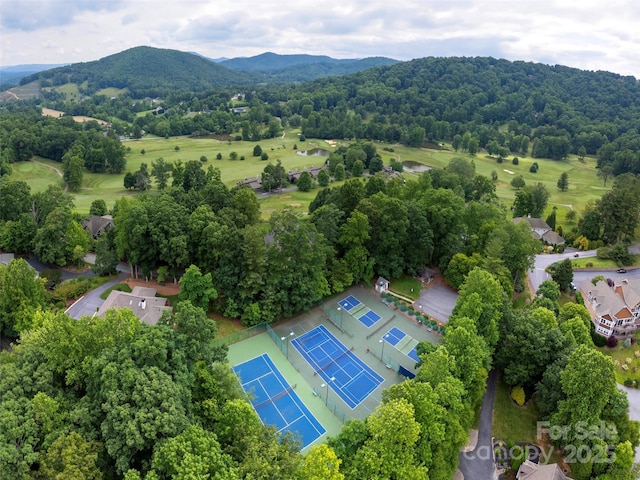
{"left": 618, "top": 385, "right": 640, "bottom": 463}
{"left": 529, "top": 249, "right": 597, "bottom": 293}
{"left": 64, "top": 272, "right": 128, "bottom": 319}
{"left": 458, "top": 370, "right": 499, "bottom": 480}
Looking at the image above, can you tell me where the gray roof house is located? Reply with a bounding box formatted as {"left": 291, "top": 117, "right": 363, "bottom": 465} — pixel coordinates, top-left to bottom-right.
{"left": 237, "top": 176, "right": 262, "bottom": 191}
{"left": 82, "top": 215, "right": 114, "bottom": 239}
{"left": 579, "top": 278, "right": 640, "bottom": 338}
{"left": 516, "top": 460, "right": 569, "bottom": 480}
{"left": 97, "top": 286, "right": 172, "bottom": 325}
{"left": 513, "top": 216, "right": 565, "bottom": 245}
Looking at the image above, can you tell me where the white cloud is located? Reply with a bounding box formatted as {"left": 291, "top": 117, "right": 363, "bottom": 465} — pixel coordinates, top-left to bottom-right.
{"left": 1, "top": 0, "right": 638, "bottom": 78}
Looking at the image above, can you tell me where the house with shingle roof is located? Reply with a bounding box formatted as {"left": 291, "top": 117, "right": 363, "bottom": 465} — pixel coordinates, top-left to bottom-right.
{"left": 513, "top": 216, "right": 565, "bottom": 245}
{"left": 82, "top": 215, "right": 114, "bottom": 239}
{"left": 237, "top": 176, "right": 262, "bottom": 191}
{"left": 516, "top": 460, "right": 569, "bottom": 480}
{"left": 580, "top": 278, "right": 640, "bottom": 338}
{"left": 97, "top": 286, "right": 172, "bottom": 325}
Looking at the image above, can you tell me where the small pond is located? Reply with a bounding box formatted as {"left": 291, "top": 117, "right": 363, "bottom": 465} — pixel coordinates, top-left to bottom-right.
{"left": 402, "top": 160, "right": 432, "bottom": 172}
{"left": 297, "top": 147, "right": 330, "bottom": 156}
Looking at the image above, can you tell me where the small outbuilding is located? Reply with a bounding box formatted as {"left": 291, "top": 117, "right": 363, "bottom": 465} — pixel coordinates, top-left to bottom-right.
{"left": 375, "top": 276, "right": 390, "bottom": 293}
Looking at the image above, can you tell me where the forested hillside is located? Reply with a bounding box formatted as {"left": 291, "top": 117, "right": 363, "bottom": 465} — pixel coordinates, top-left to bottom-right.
{"left": 270, "top": 56, "right": 640, "bottom": 174}
{"left": 19, "top": 46, "right": 256, "bottom": 97}
{"left": 220, "top": 52, "right": 398, "bottom": 82}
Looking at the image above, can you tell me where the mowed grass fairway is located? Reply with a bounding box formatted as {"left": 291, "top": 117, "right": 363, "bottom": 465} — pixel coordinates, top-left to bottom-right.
{"left": 10, "top": 130, "right": 608, "bottom": 221}
{"left": 388, "top": 142, "right": 608, "bottom": 224}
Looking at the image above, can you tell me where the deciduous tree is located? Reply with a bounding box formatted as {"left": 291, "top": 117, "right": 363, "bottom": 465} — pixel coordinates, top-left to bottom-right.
{"left": 178, "top": 265, "right": 218, "bottom": 311}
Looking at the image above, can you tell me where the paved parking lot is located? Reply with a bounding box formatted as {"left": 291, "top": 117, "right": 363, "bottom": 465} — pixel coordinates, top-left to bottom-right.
{"left": 413, "top": 278, "right": 458, "bottom": 324}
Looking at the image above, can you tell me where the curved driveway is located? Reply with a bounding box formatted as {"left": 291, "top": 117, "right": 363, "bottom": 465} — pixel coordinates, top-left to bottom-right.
{"left": 65, "top": 272, "right": 128, "bottom": 319}
{"left": 458, "top": 370, "right": 499, "bottom": 480}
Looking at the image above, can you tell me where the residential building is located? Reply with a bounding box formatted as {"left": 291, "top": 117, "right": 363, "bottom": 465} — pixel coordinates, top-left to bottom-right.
{"left": 82, "top": 215, "right": 114, "bottom": 239}
{"left": 516, "top": 460, "right": 569, "bottom": 480}
{"left": 97, "top": 286, "right": 172, "bottom": 325}
{"left": 579, "top": 278, "right": 640, "bottom": 338}
{"left": 513, "top": 216, "right": 565, "bottom": 245}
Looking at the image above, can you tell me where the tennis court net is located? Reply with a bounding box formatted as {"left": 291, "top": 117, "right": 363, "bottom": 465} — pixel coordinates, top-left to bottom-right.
{"left": 254, "top": 384, "right": 297, "bottom": 410}
{"left": 318, "top": 348, "right": 350, "bottom": 374}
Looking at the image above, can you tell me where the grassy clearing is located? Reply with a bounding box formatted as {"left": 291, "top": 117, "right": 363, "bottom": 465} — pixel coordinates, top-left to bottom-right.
{"left": 571, "top": 254, "right": 639, "bottom": 268}
{"left": 389, "top": 274, "right": 422, "bottom": 300}
{"left": 391, "top": 142, "right": 605, "bottom": 220}
{"left": 10, "top": 131, "right": 611, "bottom": 220}
{"left": 213, "top": 315, "right": 245, "bottom": 338}
{"left": 9, "top": 80, "right": 40, "bottom": 99}
{"left": 11, "top": 158, "right": 65, "bottom": 192}
{"left": 492, "top": 376, "right": 541, "bottom": 445}
{"left": 96, "top": 87, "right": 128, "bottom": 96}
{"left": 100, "top": 283, "right": 132, "bottom": 300}
{"left": 599, "top": 339, "right": 640, "bottom": 384}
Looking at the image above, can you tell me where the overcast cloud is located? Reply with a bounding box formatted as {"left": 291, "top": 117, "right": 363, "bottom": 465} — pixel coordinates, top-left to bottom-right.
{"left": 1, "top": 0, "right": 639, "bottom": 78}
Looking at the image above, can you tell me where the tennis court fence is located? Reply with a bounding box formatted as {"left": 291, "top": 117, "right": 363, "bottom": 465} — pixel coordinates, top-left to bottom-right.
{"left": 266, "top": 323, "right": 350, "bottom": 424}
{"left": 212, "top": 322, "right": 267, "bottom": 348}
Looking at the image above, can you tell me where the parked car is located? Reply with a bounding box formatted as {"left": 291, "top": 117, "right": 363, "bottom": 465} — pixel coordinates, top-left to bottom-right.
{"left": 617, "top": 268, "right": 627, "bottom": 274}
{"left": 573, "top": 253, "right": 579, "bottom": 257}
{"left": 607, "top": 278, "right": 615, "bottom": 287}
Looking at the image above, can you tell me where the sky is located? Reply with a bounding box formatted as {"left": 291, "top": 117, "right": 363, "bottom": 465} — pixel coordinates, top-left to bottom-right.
{"left": 1, "top": 0, "right": 639, "bottom": 78}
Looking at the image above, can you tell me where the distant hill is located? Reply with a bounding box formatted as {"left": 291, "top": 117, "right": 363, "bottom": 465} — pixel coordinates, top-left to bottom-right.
{"left": 220, "top": 52, "right": 398, "bottom": 81}
{"left": 0, "top": 63, "right": 68, "bottom": 88}
{"left": 5, "top": 48, "right": 399, "bottom": 98}
{"left": 19, "top": 46, "right": 257, "bottom": 97}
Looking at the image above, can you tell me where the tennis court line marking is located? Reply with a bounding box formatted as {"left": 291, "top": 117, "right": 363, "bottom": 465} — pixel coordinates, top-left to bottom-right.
{"left": 234, "top": 353, "right": 326, "bottom": 446}
{"left": 292, "top": 325, "right": 384, "bottom": 408}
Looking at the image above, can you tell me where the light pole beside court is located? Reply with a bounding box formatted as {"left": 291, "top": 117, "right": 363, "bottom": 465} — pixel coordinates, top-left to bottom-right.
{"left": 337, "top": 307, "right": 342, "bottom": 328}
{"left": 321, "top": 376, "right": 336, "bottom": 405}
{"left": 280, "top": 331, "right": 295, "bottom": 358}
{"left": 379, "top": 334, "right": 389, "bottom": 363}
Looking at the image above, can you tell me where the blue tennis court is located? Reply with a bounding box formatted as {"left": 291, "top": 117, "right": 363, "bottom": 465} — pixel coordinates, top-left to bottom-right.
{"left": 292, "top": 325, "right": 384, "bottom": 409}
{"left": 339, "top": 295, "right": 360, "bottom": 311}
{"left": 384, "top": 326, "right": 405, "bottom": 346}
{"left": 358, "top": 310, "right": 381, "bottom": 327}
{"left": 233, "top": 354, "right": 325, "bottom": 449}
{"left": 383, "top": 327, "right": 420, "bottom": 362}
{"left": 339, "top": 295, "right": 382, "bottom": 327}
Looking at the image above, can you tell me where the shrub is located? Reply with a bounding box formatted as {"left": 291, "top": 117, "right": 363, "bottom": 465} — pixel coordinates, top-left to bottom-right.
{"left": 592, "top": 332, "right": 607, "bottom": 347}
{"left": 497, "top": 157, "right": 503, "bottom": 164}
{"left": 530, "top": 163, "right": 538, "bottom": 173}
{"left": 512, "top": 157, "right": 519, "bottom": 165}
{"left": 261, "top": 152, "right": 269, "bottom": 161}
{"left": 606, "top": 335, "right": 619, "bottom": 347}
{"left": 174, "top": 146, "right": 180, "bottom": 151}
{"left": 624, "top": 379, "right": 634, "bottom": 387}
{"left": 585, "top": 261, "right": 593, "bottom": 268}
{"left": 511, "top": 386, "right": 526, "bottom": 406}
{"left": 624, "top": 338, "right": 632, "bottom": 348}
{"left": 400, "top": 304, "right": 408, "bottom": 312}
{"left": 200, "top": 155, "right": 207, "bottom": 162}
{"left": 216, "top": 153, "right": 222, "bottom": 160}
{"left": 140, "top": 149, "right": 145, "bottom": 155}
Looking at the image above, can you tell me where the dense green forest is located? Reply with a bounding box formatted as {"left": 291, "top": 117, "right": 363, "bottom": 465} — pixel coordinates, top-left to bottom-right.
{"left": 220, "top": 52, "right": 398, "bottom": 82}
